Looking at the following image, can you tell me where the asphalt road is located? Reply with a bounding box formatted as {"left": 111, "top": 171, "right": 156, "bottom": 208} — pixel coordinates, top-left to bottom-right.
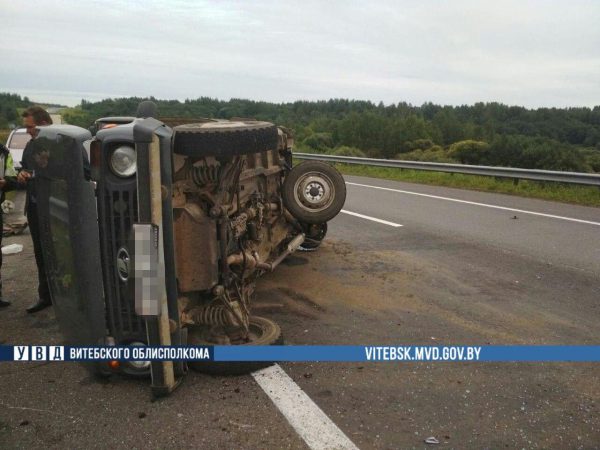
{"left": 1, "top": 177, "right": 599, "bottom": 449}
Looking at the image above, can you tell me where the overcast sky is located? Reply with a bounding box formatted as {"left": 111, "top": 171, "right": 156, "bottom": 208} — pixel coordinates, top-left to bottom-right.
{"left": 0, "top": 0, "right": 598, "bottom": 108}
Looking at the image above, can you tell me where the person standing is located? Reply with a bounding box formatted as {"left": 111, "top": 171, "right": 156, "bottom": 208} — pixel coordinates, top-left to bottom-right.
{"left": 0, "top": 143, "right": 19, "bottom": 307}
{"left": 16, "top": 106, "right": 53, "bottom": 313}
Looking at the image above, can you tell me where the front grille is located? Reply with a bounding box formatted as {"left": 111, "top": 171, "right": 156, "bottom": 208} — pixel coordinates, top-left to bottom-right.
{"left": 98, "top": 180, "right": 144, "bottom": 342}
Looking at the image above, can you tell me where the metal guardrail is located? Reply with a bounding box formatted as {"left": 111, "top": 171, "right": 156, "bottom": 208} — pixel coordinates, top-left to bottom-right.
{"left": 294, "top": 153, "right": 600, "bottom": 187}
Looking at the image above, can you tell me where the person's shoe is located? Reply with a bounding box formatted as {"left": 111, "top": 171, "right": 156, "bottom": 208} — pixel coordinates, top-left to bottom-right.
{"left": 0, "top": 298, "right": 10, "bottom": 307}
{"left": 26, "top": 298, "right": 52, "bottom": 313}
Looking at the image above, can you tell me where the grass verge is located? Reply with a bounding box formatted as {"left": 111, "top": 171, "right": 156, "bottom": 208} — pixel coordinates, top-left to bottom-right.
{"left": 330, "top": 163, "right": 600, "bottom": 207}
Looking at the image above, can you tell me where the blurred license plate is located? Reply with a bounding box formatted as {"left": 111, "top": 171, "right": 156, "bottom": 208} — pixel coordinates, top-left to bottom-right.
{"left": 133, "top": 223, "right": 162, "bottom": 317}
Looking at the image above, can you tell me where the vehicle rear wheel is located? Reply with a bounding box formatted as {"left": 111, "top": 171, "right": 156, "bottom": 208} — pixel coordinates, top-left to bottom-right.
{"left": 282, "top": 161, "right": 346, "bottom": 224}
{"left": 187, "top": 316, "right": 283, "bottom": 375}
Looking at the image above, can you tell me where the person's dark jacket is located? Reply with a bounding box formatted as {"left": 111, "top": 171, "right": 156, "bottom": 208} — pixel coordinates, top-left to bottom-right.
{"left": 19, "top": 139, "right": 38, "bottom": 209}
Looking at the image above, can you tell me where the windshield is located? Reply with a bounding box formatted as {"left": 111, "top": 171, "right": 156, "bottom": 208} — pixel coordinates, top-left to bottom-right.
{"left": 7, "top": 132, "right": 31, "bottom": 150}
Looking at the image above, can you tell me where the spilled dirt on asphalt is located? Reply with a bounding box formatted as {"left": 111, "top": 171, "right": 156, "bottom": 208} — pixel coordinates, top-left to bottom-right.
{"left": 256, "top": 239, "right": 600, "bottom": 345}
{"left": 255, "top": 238, "right": 600, "bottom": 449}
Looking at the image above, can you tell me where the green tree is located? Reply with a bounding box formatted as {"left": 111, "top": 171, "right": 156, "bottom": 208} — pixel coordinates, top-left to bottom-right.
{"left": 433, "top": 109, "right": 465, "bottom": 145}
{"left": 62, "top": 107, "right": 92, "bottom": 127}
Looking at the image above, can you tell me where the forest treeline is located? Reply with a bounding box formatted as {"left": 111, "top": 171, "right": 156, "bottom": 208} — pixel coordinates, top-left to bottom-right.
{"left": 1, "top": 92, "right": 599, "bottom": 172}
{"left": 0, "top": 93, "right": 33, "bottom": 126}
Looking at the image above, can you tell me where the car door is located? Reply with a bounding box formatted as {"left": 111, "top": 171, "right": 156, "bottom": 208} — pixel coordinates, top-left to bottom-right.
{"left": 30, "top": 125, "right": 107, "bottom": 345}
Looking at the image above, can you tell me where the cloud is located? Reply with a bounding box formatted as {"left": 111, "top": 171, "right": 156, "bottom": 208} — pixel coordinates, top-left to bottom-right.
{"left": 0, "top": 0, "right": 598, "bottom": 107}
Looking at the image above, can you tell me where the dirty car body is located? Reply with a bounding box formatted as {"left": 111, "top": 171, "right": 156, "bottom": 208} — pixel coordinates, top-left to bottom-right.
{"left": 30, "top": 108, "right": 345, "bottom": 395}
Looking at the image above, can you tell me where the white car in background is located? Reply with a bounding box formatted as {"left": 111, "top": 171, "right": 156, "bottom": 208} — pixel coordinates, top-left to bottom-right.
{"left": 5, "top": 128, "right": 31, "bottom": 169}
{"left": 2, "top": 128, "right": 30, "bottom": 227}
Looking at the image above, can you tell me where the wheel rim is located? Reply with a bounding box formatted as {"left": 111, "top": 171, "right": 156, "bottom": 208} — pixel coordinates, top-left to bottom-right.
{"left": 293, "top": 171, "right": 336, "bottom": 213}
{"left": 188, "top": 317, "right": 279, "bottom": 346}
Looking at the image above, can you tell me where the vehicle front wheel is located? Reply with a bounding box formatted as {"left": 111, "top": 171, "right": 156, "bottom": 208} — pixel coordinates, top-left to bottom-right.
{"left": 187, "top": 316, "right": 282, "bottom": 375}
{"left": 299, "top": 222, "right": 328, "bottom": 251}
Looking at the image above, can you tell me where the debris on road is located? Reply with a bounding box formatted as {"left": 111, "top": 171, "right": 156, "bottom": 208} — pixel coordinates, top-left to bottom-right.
{"left": 229, "top": 420, "right": 254, "bottom": 429}
{"left": 3, "top": 223, "right": 28, "bottom": 236}
{"left": 425, "top": 436, "right": 440, "bottom": 444}
{"left": 2, "top": 243, "right": 23, "bottom": 255}
{"left": 1, "top": 199, "right": 14, "bottom": 214}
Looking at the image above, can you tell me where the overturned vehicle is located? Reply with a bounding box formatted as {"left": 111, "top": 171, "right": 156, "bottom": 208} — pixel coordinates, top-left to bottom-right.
{"left": 30, "top": 103, "right": 345, "bottom": 395}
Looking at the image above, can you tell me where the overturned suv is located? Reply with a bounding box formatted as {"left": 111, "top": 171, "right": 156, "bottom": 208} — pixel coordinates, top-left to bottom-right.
{"left": 30, "top": 103, "right": 345, "bottom": 395}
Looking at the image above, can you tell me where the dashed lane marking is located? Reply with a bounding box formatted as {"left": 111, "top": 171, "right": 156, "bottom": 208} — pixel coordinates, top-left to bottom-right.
{"left": 340, "top": 209, "right": 403, "bottom": 227}
{"left": 253, "top": 364, "right": 359, "bottom": 450}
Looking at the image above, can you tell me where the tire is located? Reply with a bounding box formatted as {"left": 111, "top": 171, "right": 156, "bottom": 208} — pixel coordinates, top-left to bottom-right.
{"left": 119, "top": 340, "right": 152, "bottom": 379}
{"left": 173, "top": 121, "right": 278, "bottom": 158}
{"left": 299, "top": 222, "right": 328, "bottom": 251}
{"left": 188, "top": 316, "right": 283, "bottom": 375}
{"left": 282, "top": 161, "right": 346, "bottom": 224}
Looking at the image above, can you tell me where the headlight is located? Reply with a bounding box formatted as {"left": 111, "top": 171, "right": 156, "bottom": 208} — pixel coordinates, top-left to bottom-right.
{"left": 127, "top": 342, "right": 151, "bottom": 371}
{"left": 109, "top": 145, "right": 137, "bottom": 177}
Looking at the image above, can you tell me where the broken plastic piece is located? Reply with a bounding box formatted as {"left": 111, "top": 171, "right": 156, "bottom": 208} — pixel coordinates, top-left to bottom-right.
{"left": 2, "top": 243, "right": 23, "bottom": 255}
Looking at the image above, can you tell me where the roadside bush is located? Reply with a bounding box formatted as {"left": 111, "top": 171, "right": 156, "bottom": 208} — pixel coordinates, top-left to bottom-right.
{"left": 302, "top": 132, "right": 334, "bottom": 152}
{"left": 487, "top": 135, "right": 587, "bottom": 172}
{"left": 332, "top": 146, "right": 366, "bottom": 157}
{"left": 293, "top": 142, "right": 324, "bottom": 154}
{"left": 62, "top": 107, "right": 93, "bottom": 128}
{"left": 448, "top": 140, "right": 490, "bottom": 164}
{"left": 405, "top": 139, "right": 435, "bottom": 151}
{"left": 396, "top": 146, "right": 455, "bottom": 163}
{"left": 519, "top": 139, "right": 587, "bottom": 172}
{"left": 581, "top": 148, "right": 600, "bottom": 172}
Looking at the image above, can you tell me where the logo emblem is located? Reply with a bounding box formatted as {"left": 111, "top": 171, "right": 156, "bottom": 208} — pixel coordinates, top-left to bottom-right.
{"left": 117, "top": 247, "right": 130, "bottom": 282}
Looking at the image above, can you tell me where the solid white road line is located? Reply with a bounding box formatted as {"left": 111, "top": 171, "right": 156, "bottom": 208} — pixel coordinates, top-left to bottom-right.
{"left": 347, "top": 182, "right": 600, "bottom": 227}
{"left": 253, "top": 364, "right": 359, "bottom": 450}
{"left": 341, "top": 209, "right": 403, "bottom": 227}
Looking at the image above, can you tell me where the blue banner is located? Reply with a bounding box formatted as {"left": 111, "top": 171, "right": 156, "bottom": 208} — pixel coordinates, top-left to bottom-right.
{"left": 215, "top": 345, "right": 600, "bottom": 362}
{"left": 6, "top": 345, "right": 213, "bottom": 362}
{"left": 1, "top": 345, "right": 599, "bottom": 362}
